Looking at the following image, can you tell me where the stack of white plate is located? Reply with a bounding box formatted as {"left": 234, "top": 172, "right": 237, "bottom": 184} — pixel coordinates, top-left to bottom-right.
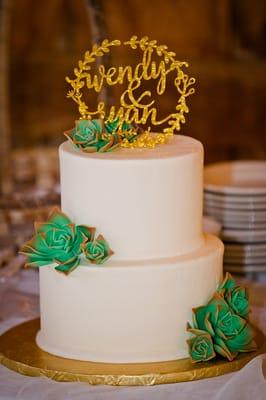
{"left": 204, "top": 161, "right": 266, "bottom": 275}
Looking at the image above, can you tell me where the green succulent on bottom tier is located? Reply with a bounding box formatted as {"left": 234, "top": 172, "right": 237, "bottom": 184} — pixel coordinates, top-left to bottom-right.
{"left": 187, "top": 284, "right": 257, "bottom": 363}
{"left": 187, "top": 328, "right": 216, "bottom": 363}
{"left": 218, "top": 272, "right": 250, "bottom": 318}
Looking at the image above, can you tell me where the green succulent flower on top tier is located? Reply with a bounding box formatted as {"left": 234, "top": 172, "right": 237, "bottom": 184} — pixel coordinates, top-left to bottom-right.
{"left": 191, "top": 292, "right": 256, "bottom": 361}
{"left": 64, "top": 119, "right": 121, "bottom": 153}
{"left": 218, "top": 272, "right": 249, "bottom": 318}
{"left": 105, "top": 118, "right": 138, "bottom": 143}
{"left": 65, "top": 119, "right": 102, "bottom": 150}
{"left": 20, "top": 208, "right": 95, "bottom": 274}
{"left": 105, "top": 118, "right": 131, "bottom": 134}
{"left": 83, "top": 234, "right": 114, "bottom": 264}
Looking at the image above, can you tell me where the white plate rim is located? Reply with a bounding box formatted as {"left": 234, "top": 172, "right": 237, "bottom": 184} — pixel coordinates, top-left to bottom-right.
{"left": 204, "top": 161, "right": 266, "bottom": 195}
{"left": 224, "top": 264, "right": 266, "bottom": 273}
{"left": 204, "top": 208, "right": 266, "bottom": 219}
{"left": 222, "top": 228, "right": 266, "bottom": 243}
{"left": 204, "top": 196, "right": 266, "bottom": 210}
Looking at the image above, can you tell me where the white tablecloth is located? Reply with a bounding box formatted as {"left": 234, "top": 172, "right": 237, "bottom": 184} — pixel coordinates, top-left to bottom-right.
{"left": 0, "top": 270, "right": 265, "bottom": 400}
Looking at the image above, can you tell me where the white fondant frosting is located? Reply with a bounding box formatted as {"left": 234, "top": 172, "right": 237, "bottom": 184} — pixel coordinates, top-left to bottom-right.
{"left": 59, "top": 135, "right": 204, "bottom": 261}
{"left": 37, "top": 134, "right": 224, "bottom": 363}
{"left": 37, "top": 235, "right": 223, "bottom": 363}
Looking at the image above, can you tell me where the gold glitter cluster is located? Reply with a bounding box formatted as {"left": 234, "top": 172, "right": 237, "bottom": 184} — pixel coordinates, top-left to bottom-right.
{"left": 66, "top": 36, "right": 195, "bottom": 148}
{"left": 121, "top": 130, "right": 173, "bottom": 149}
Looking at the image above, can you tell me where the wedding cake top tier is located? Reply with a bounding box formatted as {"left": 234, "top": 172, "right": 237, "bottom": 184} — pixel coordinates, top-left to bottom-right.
{"left": 59, "top": 134, "right": 204, "bottom": 261}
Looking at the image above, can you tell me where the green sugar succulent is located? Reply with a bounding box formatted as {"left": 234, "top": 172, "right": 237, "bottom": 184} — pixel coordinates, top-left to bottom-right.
{"left": 187, "top": 273, "right": 257, "bottom": 363}
{"left": 83, "top": 234, "right": 114, "bottom": 264}
{"left": 187, "top": 328, "right": 216, "bottom": 363}
{"left": 20, "top": 208, "right": 113, "bottom": 274}
{"left": 64, "top": 118, "right": 137, "bottom": 153}
{"left": 64, "top": 119, "right": 121, "bottom": 153}
{"left": 218, "top": 273, "right": 249, "bottom": 318}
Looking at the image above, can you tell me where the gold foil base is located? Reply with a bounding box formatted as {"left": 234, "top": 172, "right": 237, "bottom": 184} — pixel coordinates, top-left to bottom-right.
{"left": 0, "top": 319, "right": 265, "bottom": 386}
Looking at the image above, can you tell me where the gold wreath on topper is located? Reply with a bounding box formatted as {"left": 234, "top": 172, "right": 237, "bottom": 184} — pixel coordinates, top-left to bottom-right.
{"left": 66, "top": 36, "right": 195, "bottom": 149}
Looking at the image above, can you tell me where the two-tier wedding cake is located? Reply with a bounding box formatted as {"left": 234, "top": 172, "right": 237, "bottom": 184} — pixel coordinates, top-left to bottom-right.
{"left": 35, "top": 134, "right": 223, "bottom": 362}
{"left": 21, "top": 37, "right": 256, "bottom": 367}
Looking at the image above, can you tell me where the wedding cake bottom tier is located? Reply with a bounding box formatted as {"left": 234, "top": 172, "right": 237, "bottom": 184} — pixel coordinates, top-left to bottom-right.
{"left": 36, "top": 234, "right": 223, "bottom": 363}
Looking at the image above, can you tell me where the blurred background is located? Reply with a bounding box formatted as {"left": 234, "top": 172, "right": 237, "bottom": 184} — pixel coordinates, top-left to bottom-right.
{"left": 0, "top": 0, "right": 266, "bottom": 277}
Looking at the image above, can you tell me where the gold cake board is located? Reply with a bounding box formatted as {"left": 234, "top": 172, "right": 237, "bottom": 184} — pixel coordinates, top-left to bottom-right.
{"left": 0, "top": 319, "right": 265, "bottom": 386}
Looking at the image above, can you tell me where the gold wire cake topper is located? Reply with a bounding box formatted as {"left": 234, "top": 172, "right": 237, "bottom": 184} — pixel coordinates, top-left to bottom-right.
{"left": 66, "top": 36, "right": 195, "bottom": 148}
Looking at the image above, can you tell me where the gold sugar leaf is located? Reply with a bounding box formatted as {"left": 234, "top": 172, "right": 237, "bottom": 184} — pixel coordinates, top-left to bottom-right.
{"left": 74, "top": 68, "right": 80, "bottom": 76}
{"left": 188, "top": 77, "right": 196, "bottom": 86}
{"left": 110, "top": 39, "right": 121, "bottom": 46}
{"left": 187, "top": 88, "right": 195, "bottom": 97}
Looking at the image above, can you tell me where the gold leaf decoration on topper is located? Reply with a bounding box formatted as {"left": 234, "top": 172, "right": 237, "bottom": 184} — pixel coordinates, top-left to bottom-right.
{"left": 66, "top": 36, "right": 195, "bottom": 148}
